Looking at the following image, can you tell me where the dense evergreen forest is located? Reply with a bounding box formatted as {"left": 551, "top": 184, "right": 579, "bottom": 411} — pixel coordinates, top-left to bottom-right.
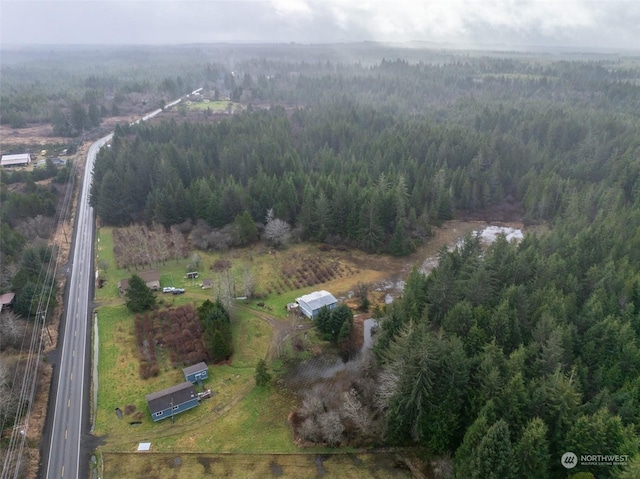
{"left": 82, "top": 49, "right": 640, "bottom": 477}
{"left": 0, "top": 46, "right": 208, "bottom": 131}
{"left": 10, "top": 46, "right": 628, "bottom": 478}
{"left": 91, "top": 54, "right": 640, "bottom": 254}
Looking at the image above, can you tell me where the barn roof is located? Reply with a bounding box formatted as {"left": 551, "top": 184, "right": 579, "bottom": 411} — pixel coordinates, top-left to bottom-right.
{"left": 146, "top": 382, "right": 197, "bottom": 414}
{"left": 296, "top": 290, "right": 337, "bottom": 311}
{"left": 1, "top": 153, "right": 31, "bottom": 166}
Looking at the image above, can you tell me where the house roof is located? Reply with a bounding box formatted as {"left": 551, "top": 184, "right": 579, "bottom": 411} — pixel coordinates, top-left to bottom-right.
{"left": 0, "top": 292, "right": 15, "bottom": 312}
{"left": 1, "top": 153, "right": 31, "bottom": 166}
{"left": 183, "top": 362, "right": 208, "bottom": 377}
{"left": 118, "top": 271, "right": 160, "bottom": 290}
{"left": 137, "top": 270, "right": 160, "bottom": 282}
{"left": 296, "top": 290, "right": 337, "bottom": 311}
{"left": 146, "top": 382, "right": 197, "bottom": 414}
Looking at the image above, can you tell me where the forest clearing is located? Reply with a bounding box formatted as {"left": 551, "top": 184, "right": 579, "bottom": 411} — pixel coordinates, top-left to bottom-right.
{"left": 3, "top": 44, "right": 640, "bottom": 479}
{"left": 92, "top": 219, "right": 501, "bottom": 478}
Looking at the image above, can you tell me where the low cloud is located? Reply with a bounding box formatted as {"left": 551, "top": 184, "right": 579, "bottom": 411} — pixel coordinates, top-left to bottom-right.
{"left": 1, "top": 0, "right": 638, "bottom": 50}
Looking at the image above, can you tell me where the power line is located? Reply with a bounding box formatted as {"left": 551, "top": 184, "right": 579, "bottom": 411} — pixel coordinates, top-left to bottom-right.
{"left": 1, "top": 147, "right": 81, "bottom": 479}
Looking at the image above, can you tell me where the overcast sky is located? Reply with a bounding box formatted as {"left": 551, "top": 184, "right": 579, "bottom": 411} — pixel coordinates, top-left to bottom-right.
{"left": 2, "top": 0, "right": 639, "bottom": 51}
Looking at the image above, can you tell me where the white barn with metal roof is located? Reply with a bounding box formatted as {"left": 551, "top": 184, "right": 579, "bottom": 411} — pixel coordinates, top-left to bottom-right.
{"left": 296, "top": 290, "right": 338, "bottom": 319}
{"left": 1, "top": 153, "right": 31, "bottom": 167}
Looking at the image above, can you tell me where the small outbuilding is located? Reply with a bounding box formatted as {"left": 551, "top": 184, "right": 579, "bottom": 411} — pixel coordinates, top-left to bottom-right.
{"left": 183, "top": 362, "right": 208, "bottom": 383}
{"left": 1, "top": 153, "right": 31, "bottom": 167}
{"left": 0, "top": 292, "right": 15, "bottom": 313}
{"left": 118, "top": 270, "right": 160, "bottom": 295}
{"left": 146, "top": 382, "right": 199, "bottom": 422}
{"left": 296, "top": 290, "right": 338, "bottom": 319}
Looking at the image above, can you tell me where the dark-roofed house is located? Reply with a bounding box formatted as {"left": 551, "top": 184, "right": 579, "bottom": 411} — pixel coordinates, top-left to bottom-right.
{"left": 146, "top": 382, "right": 199, "bottom": 422}
{"left": 183, "top": 362, "right": 208, "bottom": 383}
{"left": 296, "top": 290, "right": 338, "bottom": 319}
{"left": 0, "top": 292, "right": 15, "bottom": 313}
{"left": 118, "top": 270, "right": 161, "bottom": 295}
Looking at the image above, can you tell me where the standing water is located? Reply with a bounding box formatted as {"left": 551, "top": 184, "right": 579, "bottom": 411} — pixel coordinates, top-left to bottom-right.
{"left": 284, "top": 225, "right": 522, "bottom": 388}
{"left": 282, "top": 319, "right": 378, "bottom": 389}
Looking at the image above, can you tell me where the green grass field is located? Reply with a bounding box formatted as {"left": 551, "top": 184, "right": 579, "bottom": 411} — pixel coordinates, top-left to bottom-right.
{"left": 93, "top": 299, "right": 274, "bottom": 445}
{"left": 186, "top": 100, "right": 242, "bottom": 112}
{"left": 91, "top": 226, "right": 435, "bottom": 478}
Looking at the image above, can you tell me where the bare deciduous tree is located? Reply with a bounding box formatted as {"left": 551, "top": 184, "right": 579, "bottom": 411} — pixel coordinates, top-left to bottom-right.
{"left": 151, "top": 222, "right": 170, "bottom": 264}
{"left": 170, "top": 226, "right": 187, "bottom": 261}
{"left": 175, "top": 219, "right": 193, "bottom": 234}
{"left": 342, "top": 388, "right": 374, "bottom": 436}
{"left": 0, "top": 312, "right": 26, "bottom": 351}
{"left": 0, "top": 356, "right": 19, "bottom": 431}
{"left": 241, "top": 266, "right": 256, "bottom": 298}
{"left": 374, "top": 365, "right": 401, "bottom": 414}
{"left": 15, "top": 215, "right": 55, "bottom": 240}
{"left": 318, "top": 411, "right": 344, "bottom": 446}
{"left": 215, "top": 268, "right": 235, "bottom": 311}
{"left": 208, "top": 227, "right": 232, "bottom": 251}
{"left": 264, "top": 209, "right": 291, "bottom": 248}
{"left": 189, "top": 219, "right": 212, "bottom": 250}
{"left": 0, "top": 356, "right": 9, "bottom": 390}
{"left": 299, "top": 417, "right": 322, "bottom": 443}
{"left": 300, "top": 391, "right": 325, "bottom": 419}
{"left": 190, "top": 253, "right": 202, "bottom": 269}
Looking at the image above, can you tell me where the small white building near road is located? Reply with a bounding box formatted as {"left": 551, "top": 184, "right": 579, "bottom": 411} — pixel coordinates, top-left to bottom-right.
{"left": 1, "top": 153, "right": 31, "bottom": 167}
{"left": 296, "top": 290, "right": 338, "bottom": 319}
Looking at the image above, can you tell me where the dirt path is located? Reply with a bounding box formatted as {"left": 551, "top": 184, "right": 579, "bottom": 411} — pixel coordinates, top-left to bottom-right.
{"left": 238, "top": 306, "right": 313, "bottom": 362}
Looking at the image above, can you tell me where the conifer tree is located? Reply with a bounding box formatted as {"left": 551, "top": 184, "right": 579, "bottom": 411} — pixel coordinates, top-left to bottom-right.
{"left": 125, "top": 274, "right": 156, "bottom": 313}
{"left": 255, "top": 359, "right": 271, "bottom": 387}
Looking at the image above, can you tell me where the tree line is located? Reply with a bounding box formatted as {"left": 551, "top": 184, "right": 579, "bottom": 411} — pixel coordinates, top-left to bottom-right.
{"left": 1, "top": 164, "right": 74, "bottom": 319}
{"left": 92, "top": 85, "right": 638, "bottom": 259}
{"left": 372, "top": 220, "right": 640, "bottom": 477}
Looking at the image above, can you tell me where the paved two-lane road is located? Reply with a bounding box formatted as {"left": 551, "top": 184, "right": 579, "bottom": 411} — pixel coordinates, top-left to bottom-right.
{"left": 44, "top": 134, "right": 112, "bottom": 479}
{"left": 43, "top": 98, "right": 184, "bottom": 479}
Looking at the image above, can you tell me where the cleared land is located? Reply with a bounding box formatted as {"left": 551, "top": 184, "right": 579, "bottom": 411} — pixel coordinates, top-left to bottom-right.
{"left": 93, "top": 220, "right": 512, "bottom": 478}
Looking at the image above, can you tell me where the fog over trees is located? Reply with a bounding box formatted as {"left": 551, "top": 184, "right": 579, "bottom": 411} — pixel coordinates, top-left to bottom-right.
{"left": 85, "top": 51, "right": 640, "bottom": 475}
{"left": 3, "top": 44, "right": 640, "bottom": 477}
